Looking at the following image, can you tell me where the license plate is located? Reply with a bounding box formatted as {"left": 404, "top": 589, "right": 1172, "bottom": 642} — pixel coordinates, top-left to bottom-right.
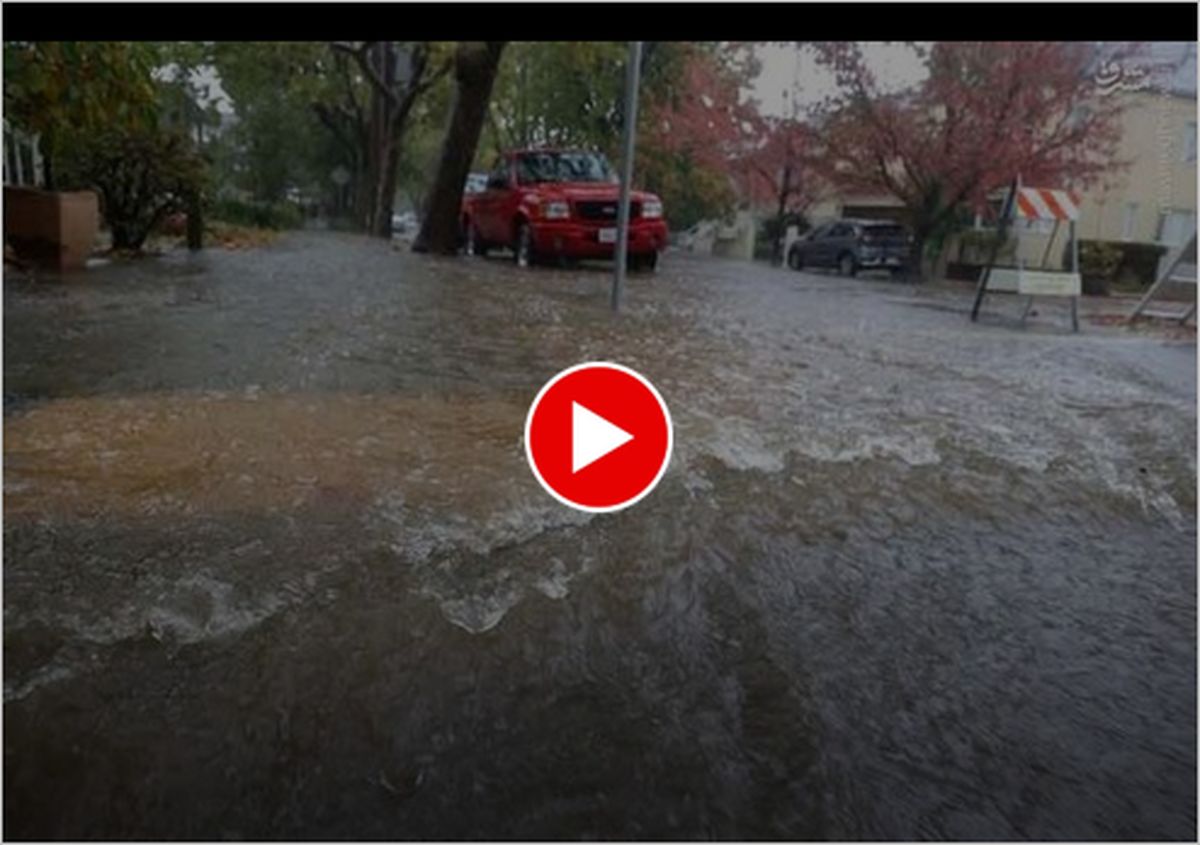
{"left": 598, "top": 228, "right": 617, "bottom": 244}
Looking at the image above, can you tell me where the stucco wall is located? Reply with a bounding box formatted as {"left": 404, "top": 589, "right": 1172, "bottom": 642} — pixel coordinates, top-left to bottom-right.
{"left": 1077, "top": 91, "right": 1197, "bottom": 244}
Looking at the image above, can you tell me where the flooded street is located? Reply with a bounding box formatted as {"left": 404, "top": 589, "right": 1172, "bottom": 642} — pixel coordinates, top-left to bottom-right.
{"left": 4, "top": 231, "right": 1195, "bottom": 839}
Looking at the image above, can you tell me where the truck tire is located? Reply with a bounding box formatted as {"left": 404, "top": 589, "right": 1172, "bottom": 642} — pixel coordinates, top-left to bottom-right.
{"left": 514, "top": 221, "right": 535, "bottom": 268}
{"left": 464, "top": 219, "right": 487, "bottom": 257}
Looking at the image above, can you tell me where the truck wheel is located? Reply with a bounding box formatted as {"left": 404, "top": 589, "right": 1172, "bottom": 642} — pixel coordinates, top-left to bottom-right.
{"left": 514, "top": 221, "right": 535, "bottom": 268}
{"left": 464, "top": 221, "right": 487, "bottom": 257}
{"left": 837, "top": 252, "right": 857, "bottom": 278}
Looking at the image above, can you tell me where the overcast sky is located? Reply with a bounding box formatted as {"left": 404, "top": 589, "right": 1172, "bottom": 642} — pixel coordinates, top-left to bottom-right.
{"left": 748, "top": 43, "right": 930, "bottom": 117}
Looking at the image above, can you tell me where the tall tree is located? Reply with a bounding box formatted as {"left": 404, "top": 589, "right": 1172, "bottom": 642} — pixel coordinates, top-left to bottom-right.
{"left": 3, "top": 41, "right": 160, "bottom": 189}
{"left": 636, "top": 44, "right": 761, "bottom": 229}
{"left": 485, "top": 42, "right": 629, "bottom": 152}
{"left": 209, "top": 42, "right": 333, "bottom": 204}
{"left": 330, "top": 41, "right": 451, "bottom": 237}
{"left": 743, "top": 116, "right": 824, "bottom": 263}
{"left": 413, "top": 42, "right": 506, "bottom": 255}
{"left": 811, "top": 41, "right": 1130, "bottom": 278}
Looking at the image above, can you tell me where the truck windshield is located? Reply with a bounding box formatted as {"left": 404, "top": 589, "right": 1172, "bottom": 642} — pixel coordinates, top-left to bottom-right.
{"left": 517, "top": 152, "right": 616, "bottom": 185}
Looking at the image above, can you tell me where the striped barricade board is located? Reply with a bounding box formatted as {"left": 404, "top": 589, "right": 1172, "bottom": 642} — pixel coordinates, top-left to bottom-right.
{"left": 1015, "top": 188, "right": 1081, "bottom": 221}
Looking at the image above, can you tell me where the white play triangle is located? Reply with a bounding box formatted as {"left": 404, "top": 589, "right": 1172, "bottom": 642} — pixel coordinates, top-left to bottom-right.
{"left": 572, "top": 401, "right": 634, "bottom": 473}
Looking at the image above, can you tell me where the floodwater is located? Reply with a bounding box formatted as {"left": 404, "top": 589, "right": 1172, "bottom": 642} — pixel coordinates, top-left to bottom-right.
{"left": 4, "top": 232, "right": 1195, "bottom": 839}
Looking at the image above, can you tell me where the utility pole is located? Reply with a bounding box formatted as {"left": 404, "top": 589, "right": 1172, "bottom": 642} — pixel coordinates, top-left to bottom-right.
{"left": 612, "top": 41, "right": 643, "bottom": 313}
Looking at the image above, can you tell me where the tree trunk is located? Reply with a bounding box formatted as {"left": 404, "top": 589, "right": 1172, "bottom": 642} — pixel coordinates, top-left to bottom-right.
{"left": 365, "top": 126, "right": 400, "bottom": 238}
{"left": 413, "top": 42, "right": 506, "bottom": 255}
{"left": 905, "top": 234, "right": 920, "bottom": 282}
{"left": 335, "top": 42, "right": 437, "bottom": 238}
{"left": 771, "top": 164, "right": 792, "bottom": 266}
{"left": 186, "top": 190, "right": 204, "bottom": 250}
{"left": 363, "top": 44, "right": 394, "bottom": 237}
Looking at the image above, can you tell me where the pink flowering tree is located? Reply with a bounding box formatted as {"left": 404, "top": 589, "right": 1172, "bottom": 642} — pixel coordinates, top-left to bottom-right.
{"left": 812, "top": 41, "right": 1133, "bottom": 277}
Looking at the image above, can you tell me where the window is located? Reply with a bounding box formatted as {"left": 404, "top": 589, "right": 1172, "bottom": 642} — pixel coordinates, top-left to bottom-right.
{"left": 516, "top": 152, "right": 615, "bottom": 185}
{"left": 1158, "top": 210, "right": 1196, "bottom": 247}
{"left": 487, "top": 159, "right": 509, "bottom": 190}
{"left": 1184, "top": 122, "right": 1197, "bottom": 164}
{"left": 1121, "top": 202, "right": 1139, "bottom": 241}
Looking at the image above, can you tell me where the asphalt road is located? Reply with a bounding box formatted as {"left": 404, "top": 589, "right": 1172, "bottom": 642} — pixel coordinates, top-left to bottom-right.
{"left": 4, "top": 233, "right": 1195, "bottom": 839}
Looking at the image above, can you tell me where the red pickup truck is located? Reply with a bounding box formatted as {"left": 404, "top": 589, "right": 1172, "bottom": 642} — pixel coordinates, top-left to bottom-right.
{"left": 460, "top": 149, "right": 668, "bottom": 271}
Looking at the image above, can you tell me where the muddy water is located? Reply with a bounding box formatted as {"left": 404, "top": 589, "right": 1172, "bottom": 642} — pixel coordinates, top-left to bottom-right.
{"left": 4, "top": 233, "right": 1195, "bottom": 839}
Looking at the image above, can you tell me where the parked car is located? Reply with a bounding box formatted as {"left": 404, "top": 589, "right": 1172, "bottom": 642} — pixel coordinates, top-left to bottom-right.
{"left": 787, "top": 218, "right": 912, "bottom": 277}
{"left": 460, "top": 149, "right": 668, "bottom": 270}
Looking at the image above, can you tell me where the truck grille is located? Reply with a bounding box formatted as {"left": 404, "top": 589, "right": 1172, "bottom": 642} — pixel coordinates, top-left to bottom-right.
{"left": 575, "top": 200, "right": 641, "bottom": 221}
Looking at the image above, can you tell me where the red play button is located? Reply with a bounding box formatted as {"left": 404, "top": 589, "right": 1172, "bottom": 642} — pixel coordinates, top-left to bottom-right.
{"left": 524, "top": 362, "right": 673, "bottom": 513}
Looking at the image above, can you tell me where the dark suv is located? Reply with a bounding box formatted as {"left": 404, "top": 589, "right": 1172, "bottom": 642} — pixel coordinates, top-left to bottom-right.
{"left": 787, "top": 218, "right": 911, "bottom": 277}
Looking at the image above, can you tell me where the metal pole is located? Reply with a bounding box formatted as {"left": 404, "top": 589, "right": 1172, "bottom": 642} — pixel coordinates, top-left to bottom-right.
{"left": 970, "top": 175, "right": 1019, "bottom": 322}
{"left": 612, "top": 41, "right": 642, "bottom": 313}
{"left": 1070, "top": 219, "right": 1080, "bottom": 332}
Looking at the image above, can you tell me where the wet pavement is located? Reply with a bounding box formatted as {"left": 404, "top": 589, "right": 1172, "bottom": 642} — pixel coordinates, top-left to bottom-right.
{"left": 4, "top": 231, "right": 1196, "bottom": 840}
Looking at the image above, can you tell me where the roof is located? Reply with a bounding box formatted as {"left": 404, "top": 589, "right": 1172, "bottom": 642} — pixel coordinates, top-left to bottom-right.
{"left": 837, "top": 218, "right": 906, "bottom": 226}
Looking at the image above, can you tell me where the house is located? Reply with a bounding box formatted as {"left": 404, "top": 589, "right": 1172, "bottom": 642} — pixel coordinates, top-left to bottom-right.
{"left": 792, "top": 43, "right": 1198, "bottom": 282}
{"left": 1076, "top": 43, "right": 1196, "bottom": 253}
{"left": 987, "top": 42, "right": 1197, "bottom": 281}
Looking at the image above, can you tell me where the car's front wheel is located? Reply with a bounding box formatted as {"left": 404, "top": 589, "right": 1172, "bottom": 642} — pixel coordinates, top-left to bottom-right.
{"left": 464, "top": 220, "right": 486, "bottom": 257}
{"left": 837, "top": 252, "right": 857, "bottom": 277}
{"left": 514, "top": 221, "right": 535, "bottom": 268}
{"left": 631, "top": 252, "right": 659, "bottom": 273}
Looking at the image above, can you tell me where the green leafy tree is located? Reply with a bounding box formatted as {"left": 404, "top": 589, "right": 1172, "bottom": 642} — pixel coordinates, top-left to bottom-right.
{"left": 59, "top": 126, "right": 207, "bottom": 251}
{"left": 209, "top": 42, "right": 333, "bottom": 203}
{"left": 327, "top": 41, "right": 454, "bottom": 236}
{"left": 3, "top": 41, "right": 160, "bottom": 188}
{"left": 414, "top": 42, "right": 507, "bottom": 254}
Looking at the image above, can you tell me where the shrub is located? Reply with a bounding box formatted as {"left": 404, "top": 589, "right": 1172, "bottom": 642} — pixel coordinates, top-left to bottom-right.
{"left": 210, "top": 198, "right": 303, "bottom": 230}
{"left": 59, "top": 126, "right": 206, "bottom": 251}
{"left": 1070, "top": 240, "right": 1168, "bottom": 295}
{"left": 1076, "top": 241, "right": 1123, "bottom": 295}
{"left": 956, "top": 229, "right": 1018, "bottom": 265}
{"left": 755, "top": 212, "right": 810, "bottom": 262}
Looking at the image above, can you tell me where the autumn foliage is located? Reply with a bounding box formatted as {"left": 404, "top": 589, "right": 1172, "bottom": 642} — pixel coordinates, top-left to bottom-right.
{"left": 636, "top": 45, "right": 761, "bottom": 229}
{"left": 811, "top": 41, "right": 1131, "bottom": 274}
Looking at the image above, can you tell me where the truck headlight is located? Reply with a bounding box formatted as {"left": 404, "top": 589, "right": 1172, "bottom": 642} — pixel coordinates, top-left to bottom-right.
{"left": 543, "top": 201, "right": 570, "bottom": 220}
{"left": 641, "top": 199, "right": 663, "bottom": 219}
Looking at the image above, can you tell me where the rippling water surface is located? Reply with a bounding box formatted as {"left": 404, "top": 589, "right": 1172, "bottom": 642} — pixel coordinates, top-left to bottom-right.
{"left": 4, "top": 233, "right": 1195, "bottom": 839}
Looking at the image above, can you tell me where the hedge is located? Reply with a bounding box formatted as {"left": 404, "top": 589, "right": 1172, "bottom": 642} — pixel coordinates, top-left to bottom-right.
{"left": 1070, "top": 240, "right": 1168, "bottom": 295}
{"left": 210, "top": 198, "right": 304, "bottom": 231}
